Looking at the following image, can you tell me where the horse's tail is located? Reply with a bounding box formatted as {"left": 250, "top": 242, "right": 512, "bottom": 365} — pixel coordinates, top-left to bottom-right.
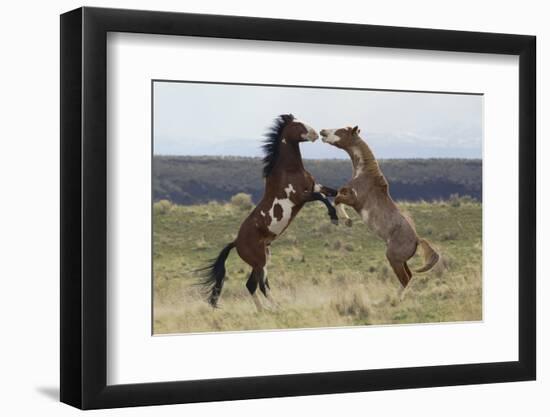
{"left": 197, "top": 242, "right": 236, "bottom": 307}
{"left": 415, "top": 238, "right": 439, "bottom": 273}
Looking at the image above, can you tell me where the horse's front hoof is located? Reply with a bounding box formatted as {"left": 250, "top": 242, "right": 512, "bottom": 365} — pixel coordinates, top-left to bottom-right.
{"left": 331, "top": 218, "right": 339, "bottom": 225}
{"left": 344, "top": 219, "right": 353, "bottom": 227}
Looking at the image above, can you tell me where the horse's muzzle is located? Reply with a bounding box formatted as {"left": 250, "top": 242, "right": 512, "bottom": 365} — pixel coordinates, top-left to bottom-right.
{"left": 304, "top": 129, "right": 319, "bottom": 142}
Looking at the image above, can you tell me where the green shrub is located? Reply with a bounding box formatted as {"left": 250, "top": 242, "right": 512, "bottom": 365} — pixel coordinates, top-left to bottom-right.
{"left": 449, "top": 193, "right": 476, "bottom": 208}
{"left": 449, "top": 193, "right": 461, "bottom": 207}
{"left": 458, "top": 195, "right": 476, "bottom": 204}
{"left": 154, "top": 199, "right": 173, "bottom": 215}
{"left": 230, "top": 193, "right": 253, "bottom": 210}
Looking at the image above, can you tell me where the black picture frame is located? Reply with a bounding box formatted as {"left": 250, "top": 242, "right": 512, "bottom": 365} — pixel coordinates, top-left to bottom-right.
{"left": 60, "top": 6, "right": 536, "bottom": 410}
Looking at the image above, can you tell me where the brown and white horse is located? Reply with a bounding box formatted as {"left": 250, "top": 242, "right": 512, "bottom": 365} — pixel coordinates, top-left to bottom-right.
{"left": 200, "top": 114, "right": 338, "bottom": 310}
{"left": 320, "top": 126, "right": 439, "bottom": 291}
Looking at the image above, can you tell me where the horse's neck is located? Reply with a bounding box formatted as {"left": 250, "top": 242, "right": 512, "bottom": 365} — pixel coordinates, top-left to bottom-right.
{"left": 345, "top": 140, "right": 381, "bottom": 179}
{"left": 274, "top": 141, "right": 305, "bottom": 173}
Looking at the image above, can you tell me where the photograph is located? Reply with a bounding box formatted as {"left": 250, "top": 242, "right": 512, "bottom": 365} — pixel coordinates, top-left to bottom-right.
{"left": 152, "top": 81, "right": 483, "bottom": 335}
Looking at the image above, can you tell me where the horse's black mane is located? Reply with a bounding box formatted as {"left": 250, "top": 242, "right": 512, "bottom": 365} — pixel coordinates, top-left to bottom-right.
{"left": 262, "top": 114, "right": 294, "bottom": 178}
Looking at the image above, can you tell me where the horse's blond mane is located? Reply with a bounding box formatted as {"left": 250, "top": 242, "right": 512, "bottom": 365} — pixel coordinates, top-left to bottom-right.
{"left": 351, "top": 139, "right": 387, "bottom": 186}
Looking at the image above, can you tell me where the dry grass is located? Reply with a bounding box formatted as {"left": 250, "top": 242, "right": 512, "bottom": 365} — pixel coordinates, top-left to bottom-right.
{"left": 153, "top": 201, "right": 482, "bottom": 334}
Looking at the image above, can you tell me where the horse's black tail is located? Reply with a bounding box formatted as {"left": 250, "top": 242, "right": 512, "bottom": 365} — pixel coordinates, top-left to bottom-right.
{"left": 197, "top": 242, "right": 236, "bottom": 307}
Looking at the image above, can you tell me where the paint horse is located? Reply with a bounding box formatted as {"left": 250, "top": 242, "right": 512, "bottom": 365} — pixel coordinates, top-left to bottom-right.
{"left": 200, "top": 114, "right": 339, "bottom": 310}
{"left": 320, "top": 126, "right": 439, "bottom": 290}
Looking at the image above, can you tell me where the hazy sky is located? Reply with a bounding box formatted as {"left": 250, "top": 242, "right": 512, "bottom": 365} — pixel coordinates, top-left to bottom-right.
{"left": 153, "top": 81, "right": 483, "bottom": 159}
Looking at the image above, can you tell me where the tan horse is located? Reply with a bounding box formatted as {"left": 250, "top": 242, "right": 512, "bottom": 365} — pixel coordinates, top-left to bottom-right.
{"left": 199, "top": 115, "right": 338, "bottom": 310}
{"left": 320, "top": 126, "right": 439, "bottom": 289}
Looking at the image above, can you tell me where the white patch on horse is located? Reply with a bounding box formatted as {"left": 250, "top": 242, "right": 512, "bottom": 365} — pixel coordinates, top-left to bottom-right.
{"left": 352, "top": 188, "right": 358, "bottom": 198}
{"left": 361, "top": 208, "right": 369, "bottom": 223}
{"left": 260, "top": 210, "right": 266, "bottom": 217}
{"left": 320, "top": 129, "right": 341, "bottom": 144}
{"left": 352, "top": 148, "right": 365, "bottom": 178}
{"left": 267, "top": 184, "right": 296, "bottom": 235}
{"left": 298, "top": 120, "right": 319, "bottom": 142}
{"left": 282, "top": 138, "right": 287, "bottom": 144}
{"left": 314, "top": 184, "right": 322, "bottom": 193}
{"left": 360, "top": 208, "right": 379, "bottom": 234}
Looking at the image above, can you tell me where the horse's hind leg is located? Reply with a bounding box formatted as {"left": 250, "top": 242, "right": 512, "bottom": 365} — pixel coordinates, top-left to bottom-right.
{"left": 387, "top": 256, "right": 411, "bottom": 288}
{"left": 237, "top": 237, "right": 267, "bottom": 311}
{"left": 404, "top": 262, "right": 412, "bottom": 281}
{"left": 245, "top": 266, "right": 276, "bottom": 312}
{"left": 398, "top": 262, "right": 413, "bottom": 301}
{"left": 258, "top": 268, "right": 269, "bottom": 298}
{"left": 260, "top": 269, "right": 280, "bottom": 311}
{"left": 386, "top": 237, "right": 415, "bottom": 288}
{"left": 261, "top": 246, "right": 279, "bottom": 308}
{"left": 264, "top": 246, "right": 272, "bottom": 290}
{"left": 244, "top": 269, "right": 277, "bottom": 313}
{"left": 246, "top": 269, "right": 264, "bottom": 311}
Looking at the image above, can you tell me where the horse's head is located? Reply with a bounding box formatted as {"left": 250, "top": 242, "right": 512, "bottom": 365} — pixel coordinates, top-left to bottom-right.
{"left": 320, "top": 126, "right": 361, "bottom": 149}
{"left": 262, "top": 114, "right": 319, "bottom": 177}
{"left": 281, "top": 114, "right": 319, "bottom": 143}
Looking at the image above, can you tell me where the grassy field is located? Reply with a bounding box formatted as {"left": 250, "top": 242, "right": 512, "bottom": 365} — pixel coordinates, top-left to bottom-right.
{"left": 153, "top": 197, "right": 482, "bottom": 334}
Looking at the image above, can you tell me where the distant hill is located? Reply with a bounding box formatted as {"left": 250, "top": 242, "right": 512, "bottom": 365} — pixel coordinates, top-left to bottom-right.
{"left": 153, "top": 156, "right": 482, "bottom": 205}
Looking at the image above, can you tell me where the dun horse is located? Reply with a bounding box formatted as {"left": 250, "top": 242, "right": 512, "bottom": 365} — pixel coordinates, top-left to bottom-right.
{"left": 200, "top": 114, "right": 338, "bottom": 310}
{"left": 320, "top": 126, "right": 439, "bottom": 290}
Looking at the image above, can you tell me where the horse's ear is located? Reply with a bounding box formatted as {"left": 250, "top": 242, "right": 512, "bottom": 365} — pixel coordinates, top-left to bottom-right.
{"left": 352, "top": 125, "right": 361, "bottom": 135}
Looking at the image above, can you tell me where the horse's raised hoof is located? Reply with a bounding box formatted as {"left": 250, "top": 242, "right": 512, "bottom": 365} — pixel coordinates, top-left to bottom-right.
{"left": 344, "top": 219, "right": 353, "bottom": 227}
